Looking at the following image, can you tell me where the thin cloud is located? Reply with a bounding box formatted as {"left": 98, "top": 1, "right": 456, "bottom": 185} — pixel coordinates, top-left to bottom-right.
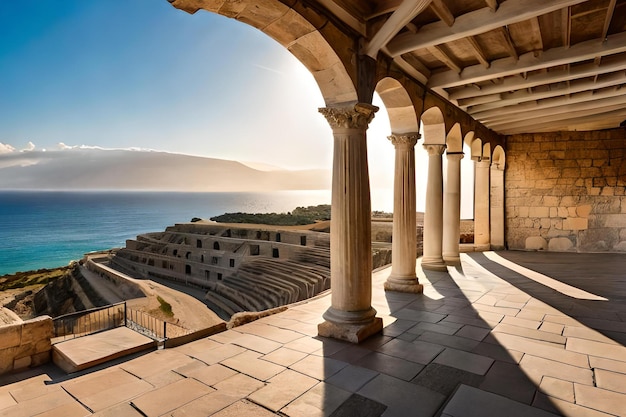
{"left": 253, "top": 64, "right": 285, "bottom": 76}
{"left": 0, "top": 143, "right": 16, "bottom": 154}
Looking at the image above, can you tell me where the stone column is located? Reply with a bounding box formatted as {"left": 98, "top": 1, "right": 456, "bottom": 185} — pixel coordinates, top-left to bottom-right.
{"left": 443, "top": 152, "right": 464, "bottom": 263}
{"left": 317, "top": 103, "right": 383, "bottom": 343}
{"left": 384, "top": 133, "right": 423, "bottom": 293}
{"left": 474, "top": 159, "right": 491, "bottom": 249}
{"left": 422, "top": 144, "right": 447, "bottom": 271}
{"left": 490, "top": 163, "right": 505, "bottom": 250}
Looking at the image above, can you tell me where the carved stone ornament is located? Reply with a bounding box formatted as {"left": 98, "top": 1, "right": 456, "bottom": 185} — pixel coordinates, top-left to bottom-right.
{"left": 423, "top": 144, "right": 446, "bottom": 155}
{"left": 319, "top": 103, "right": 379, "bottom": 130}
{"left": 388, "top": 133, "right": 420, "bottom": 148}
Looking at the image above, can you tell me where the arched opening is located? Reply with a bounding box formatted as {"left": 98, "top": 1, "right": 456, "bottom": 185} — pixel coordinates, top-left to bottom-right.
{"left": 213, "top": 242, "right": 220, "bottom": 251}
{"left": 374, "top": 77, "right": 421, "bottom": 290}
{"left": 491, "top": 145, "right": 506, "bottom": 249}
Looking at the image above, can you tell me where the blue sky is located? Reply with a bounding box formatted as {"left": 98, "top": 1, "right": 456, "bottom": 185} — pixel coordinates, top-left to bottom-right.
{"left": 0, "top": 1, "right": 476, "bottom": 215}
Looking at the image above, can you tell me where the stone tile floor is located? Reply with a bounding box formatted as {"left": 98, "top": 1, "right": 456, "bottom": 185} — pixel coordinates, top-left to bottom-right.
{"left": 1, "top": 251, "right": 625, "bottom": 417}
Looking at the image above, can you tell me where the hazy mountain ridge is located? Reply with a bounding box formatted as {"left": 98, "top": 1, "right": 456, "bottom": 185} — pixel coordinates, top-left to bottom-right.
{"left": 0, "top": 148, "right": 330, "bottom": 191}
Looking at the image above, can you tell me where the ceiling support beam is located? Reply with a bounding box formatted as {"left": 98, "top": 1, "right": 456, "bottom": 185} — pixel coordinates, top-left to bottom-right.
{"left": 485, "top": 0, "right": 498, "bottom": 12}
{"left": 499, "top": 27, "right": 519, "bottom": 61}
{"left": 502, "top": 108, "right": 626, "bottom": 134}
{"left": 475, "top": 86, "right": 626, "bottom": 121}
{"left": 428, "top": 30, "right": 626, "bottom": 88}
{"left": 486, "top": 93, "right": 626, "bottom": 127}
{"left": 466, "top": 36, "right": 490, "bottom": 68}
{"left": 386, "top": 0, "right": 588, "bottom": 57}
{"left": 449, "top": 53, "right": 626, "bottom": 100}
{"left": 427, "top": 45, "right": 462, "bottom": 73}
{"left": 466, "top": 71, "right": 626, "bottom": 113}
{"left": 429, "top": 0, "right": 454, "bottom": 26}
{"left": 363, "top": 0, "right": 432, "bottom": 59}
{"left": 493, "top": 102, "right": 626, "bottom": 132}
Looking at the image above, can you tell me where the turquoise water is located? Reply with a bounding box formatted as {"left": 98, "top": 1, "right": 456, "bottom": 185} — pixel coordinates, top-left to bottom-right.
{"left": 0, "top": 190, "right": 331, "bottom": 275}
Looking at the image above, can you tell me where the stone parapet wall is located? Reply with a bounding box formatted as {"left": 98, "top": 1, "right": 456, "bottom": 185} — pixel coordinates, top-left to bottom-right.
{"left": 506, "top": 128, "right": 626, "bottom": 252}
{"left": 0, "top": 316, "right": 53, "bottom": 375}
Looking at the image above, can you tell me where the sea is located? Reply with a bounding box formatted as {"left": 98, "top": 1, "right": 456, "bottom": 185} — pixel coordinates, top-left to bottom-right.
{"left": 0, "top": 190, "right": 333, "bottom": 276}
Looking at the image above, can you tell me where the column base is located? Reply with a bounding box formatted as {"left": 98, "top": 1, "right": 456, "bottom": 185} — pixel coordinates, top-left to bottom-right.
{"left": 421, "top": 256, "right": 448, "bottom": 272}
{"left": 443, "top": 254, "right": 461, "bottom": 265}
{"left": 318, "top": 307, "right": 383, "bottom": 343}
{"left": 384, "top": 275, "right": 423, "bottom": 293}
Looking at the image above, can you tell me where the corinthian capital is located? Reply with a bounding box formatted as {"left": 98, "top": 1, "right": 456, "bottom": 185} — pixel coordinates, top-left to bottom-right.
{"left": 319, "top": 103, "right": 379, "bottom": 130}
{"left": 423, "top": 144, "right": 446, "bottom": 156}
{"left": 388, "top": 133, "right": 420, "bottom": 148}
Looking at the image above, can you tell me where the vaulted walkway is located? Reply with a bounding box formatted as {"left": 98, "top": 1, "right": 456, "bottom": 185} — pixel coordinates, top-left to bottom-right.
{"left": 1, "top": 252, "right": 625, "bottom": 417}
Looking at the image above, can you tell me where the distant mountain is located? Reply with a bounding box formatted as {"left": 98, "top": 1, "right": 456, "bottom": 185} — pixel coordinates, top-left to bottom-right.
{"left": 0, "top": 148, "right": 330, "bottom": 191}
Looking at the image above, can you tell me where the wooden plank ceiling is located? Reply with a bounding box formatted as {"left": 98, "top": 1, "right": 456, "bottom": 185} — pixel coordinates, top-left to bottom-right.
{"left": 314, "top": 0, "right": 626, "bottom": 134}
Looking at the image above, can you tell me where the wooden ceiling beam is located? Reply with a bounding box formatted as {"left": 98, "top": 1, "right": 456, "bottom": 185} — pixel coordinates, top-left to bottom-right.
{"left": 500, "top": 108, "right": 626, "bottom": 134}
{"left": 485, "top": 0, "right": 498, "bottom": 12}
{"left": 489, "top": 101, "right": 626, "bottom": 131}
{"left": 562, "top": 6, "right": 571, "bottom": 48}
{"left": 466, "top": 71, "right": 626, "bottom": 113}
{"left": 363, "top": 0, "right": 433, "bottom": 58}
{"left": 466, "top": 36, "right": 490, "bottom": 68}
{"left": 427, "top": 45, "right": 462, "bottom": 73}
{"left": 428, "top": 30, "right": 626, "bottom": 88}
{"left": 449, "top": 53, "right": 626, "bottom": 100}
{"left": 602, "top": 0, "right": 617, "bottom": 40}
{"left": 429, "top": 0, "right": 455, "bottom": 26}
{"left": 499, "top": 27, "right": 519, "bottom": 61}
{"left": 386, "top": 0, "right": 587, "bottom": 57}
{"left": 482, "top": 90, "right": 626, "bottom": 125}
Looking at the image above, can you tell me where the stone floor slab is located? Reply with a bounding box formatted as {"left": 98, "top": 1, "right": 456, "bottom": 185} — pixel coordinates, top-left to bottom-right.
{"left": 261, "top": 347, "right": 308, "bottom": 367}
{"left": 247, "top": 369, "right": 318, "bottom": 412}
{"left": 441, "top": 385, "right": 558, "bottom": 417}
{"left": 211, "top": 399, "right": 278, "bottom": 417}
{"left": 34, "top": 401, "right": 91, "bottom": 417}
{"left": 220, "top": 350, "right": 285, "bottom": 381}
{"left": 130, "top": 377, "right": 214, "bottom": 417}
{"left": 90, "top": 402, "right": 144, "bottom": 417}
{"left": 357, "top": 373, "right": 445, "bottom": 417}
{"left": 490, "top": 332, "right": 589, "bottom": 367}
{"left": 212, "top": 373, "right": 265, "bottom": 398}
{"left": 493, "top": 322, "right": 566, "bottom": 344}
{"left": 594, "top": 368, "right": 626, "bottom": 393}
{"left": 539, "top": 376, "right": 574, "bottom": 402}
{"left": 566, "top": 337, "right": 626, "bottom": 362}
{"left": 281, "top": 382, "right": 352, "bottom": 417}
{"left": 185, "top": 363, "right": 238, "bottom": 387}
{"left": 375, "top": 338, "right": 444, "bottom": 365}
{"left": 454, "top": 325, "right": 490, "bottom": 341}
{"left": 519, "top": 355, "right": 594, "bottom": 386}
{"left": 289, "top": 354, "right": 347, "bottom": 380}
{"left": 574, "top": 383, "right": 626, "bottom": 416}
{"left": 433, "top": 348, "right": 494, "bottom": 375}
{"left": 327, "top": 393, "right": 387, "bottom": 417}
{"left": 354, "top": 352, "right": 424, "bottom": 381}
{"left": 325, "top": 364, "right": 379, "bottom": 393}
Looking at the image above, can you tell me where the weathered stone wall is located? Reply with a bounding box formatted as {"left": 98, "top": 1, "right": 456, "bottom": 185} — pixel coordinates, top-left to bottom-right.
{"left": 0, "top": 316, "right": 53, "bottom": 375}
{"left": 506, "top": 128, "right": 626, "bottom": 252}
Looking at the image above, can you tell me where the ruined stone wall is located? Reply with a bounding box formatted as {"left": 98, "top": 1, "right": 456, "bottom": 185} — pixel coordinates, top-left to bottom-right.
{"left": 505, "top": 128, "right": 626, "bottom": 252}
{"left": 0, "top": 316, "right": 53, "bottom": 375}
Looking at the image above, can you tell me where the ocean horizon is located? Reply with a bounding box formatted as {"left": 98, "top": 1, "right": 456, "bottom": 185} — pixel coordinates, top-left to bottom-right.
{"left": 0, "top": 190, "right": 334, "bottom": 276}
{"left": 0, "top": 189, "right": 394, "bottom": 276}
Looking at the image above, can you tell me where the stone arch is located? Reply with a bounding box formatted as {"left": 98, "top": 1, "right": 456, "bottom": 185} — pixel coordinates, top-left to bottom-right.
{"left": 421, "top": 106, "right": 446, "bottom": 145}
{"left": 170, "top": 0, "right": 357, "bottom": 106}
{"left": 483, "top": 143, "right": 492, "bottom": 162}
{"left": 470, "top": 137, "right": 483, "bottom": 160}
{"left": 446, "top": 123, "right": 463, "bottom": 153}
{"left": 375, "top": 77, "right": 419, "bottom": 134}
{"left": 492, "top": 145, "right": 506, "bottom": 170}
{"left": 490, "top": 145, "right": 506, "bottom": 249}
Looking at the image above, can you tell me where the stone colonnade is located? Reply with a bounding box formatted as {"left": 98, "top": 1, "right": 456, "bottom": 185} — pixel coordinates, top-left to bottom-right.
{"left": 316, "top": 102, "right": 505, "bottom": 343}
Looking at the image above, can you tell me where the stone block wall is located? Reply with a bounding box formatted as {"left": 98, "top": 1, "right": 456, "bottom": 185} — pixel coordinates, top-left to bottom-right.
{"left": 0, "top": 316, "right": 53, "bottom": 375}
{"left": 505, "top": 128, "right": 626, "bottom": 252}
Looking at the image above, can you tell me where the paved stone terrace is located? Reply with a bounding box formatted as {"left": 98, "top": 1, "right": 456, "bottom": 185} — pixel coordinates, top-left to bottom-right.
{"left": 1, "top": 251, "right": 625, "bottom": 417}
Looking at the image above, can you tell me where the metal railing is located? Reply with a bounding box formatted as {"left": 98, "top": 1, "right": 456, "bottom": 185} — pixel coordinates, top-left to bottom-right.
{"left": 52, "top": 301, "right": 191, "bottom": 346}
{"left": 52, "top": 302, "right": 126, "bottom": 341}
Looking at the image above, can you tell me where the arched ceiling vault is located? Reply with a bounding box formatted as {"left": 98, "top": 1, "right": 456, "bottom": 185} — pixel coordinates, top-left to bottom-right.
{"left": 169, "top": 0, "right": 626, "bottom": 147}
